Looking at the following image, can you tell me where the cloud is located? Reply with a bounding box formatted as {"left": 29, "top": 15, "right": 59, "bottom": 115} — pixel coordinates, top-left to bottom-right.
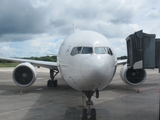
{"left": 0, "top": 34, "right": 33, "bottom": 42}
{"left": 0, "top": 34, "right": 63, "bottom": 57}
{"left": 0, "top": 0, "right": 160, "bottom": 57}
{"left": 0, "top": 1, "right": 49, "bottom": 35}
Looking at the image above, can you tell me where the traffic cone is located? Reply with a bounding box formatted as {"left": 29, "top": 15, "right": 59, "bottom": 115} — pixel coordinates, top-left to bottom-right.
{"left": 20, "top": 91, "right": 23, "bottom": 95}
{"left": 137, "top": 88, "right": 140, "bottom": 93}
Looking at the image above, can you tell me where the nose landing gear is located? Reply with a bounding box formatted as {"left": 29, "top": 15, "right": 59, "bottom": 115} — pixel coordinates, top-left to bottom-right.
{"left": 81, "top": 89, "right": 99, "bottom": 120}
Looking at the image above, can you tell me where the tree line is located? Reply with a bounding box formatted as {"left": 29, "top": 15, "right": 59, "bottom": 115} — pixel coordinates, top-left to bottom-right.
{"left": 0, "top": 56, "right": 57, "bottom": 63}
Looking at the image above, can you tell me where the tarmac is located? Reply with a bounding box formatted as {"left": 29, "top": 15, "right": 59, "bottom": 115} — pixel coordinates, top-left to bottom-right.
{"left": 0, "top": 66, "right": 159, "bottom": 120}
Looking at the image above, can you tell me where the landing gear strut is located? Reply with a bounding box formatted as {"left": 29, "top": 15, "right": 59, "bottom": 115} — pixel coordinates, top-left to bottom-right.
{"left": 82, "top": 89, "right": 99, "bottom": 120}
{"left": 47, "top": 69, "right": 59, "bottom": 87}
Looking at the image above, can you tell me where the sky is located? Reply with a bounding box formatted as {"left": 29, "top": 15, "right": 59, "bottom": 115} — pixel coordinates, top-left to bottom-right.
{"left": 0, "top": 0, "right": 160, "bottom": 57}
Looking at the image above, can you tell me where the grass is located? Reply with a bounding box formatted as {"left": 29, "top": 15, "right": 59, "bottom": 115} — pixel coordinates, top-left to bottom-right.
{"left": 0, "top": 63, "right": 19, "bottom": 67}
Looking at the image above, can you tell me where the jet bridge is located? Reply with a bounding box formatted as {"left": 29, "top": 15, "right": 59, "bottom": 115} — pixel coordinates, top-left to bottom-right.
{"left": 126, "top": 30, "right": 160, "bottom": 70}
{"left": 126, "top": 30, "right": 160, "bottom": 120}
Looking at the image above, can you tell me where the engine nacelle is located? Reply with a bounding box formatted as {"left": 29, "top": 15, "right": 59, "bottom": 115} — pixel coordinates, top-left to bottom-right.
{"left": 120, "top": 64, "right": 146, "bottom": 86}
{"left": 12, "top": 62, "right": 37, "bottom": 87}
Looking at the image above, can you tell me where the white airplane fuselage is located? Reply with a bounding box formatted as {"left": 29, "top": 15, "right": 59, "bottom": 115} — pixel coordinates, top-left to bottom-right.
{"left": 57, "top": 31, "right": 117, "bottom": 91}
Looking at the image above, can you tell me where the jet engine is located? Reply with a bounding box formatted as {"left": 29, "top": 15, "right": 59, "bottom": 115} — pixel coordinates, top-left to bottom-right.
{"left": 120, "top": 64, "right": 146, "bottom": 86}
{"left": 12, "top": 62, "right": 37, "bottom": 87}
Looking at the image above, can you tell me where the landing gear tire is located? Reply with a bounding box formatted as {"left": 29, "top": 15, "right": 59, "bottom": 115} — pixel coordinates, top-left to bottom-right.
{"left": 47, "top": 80, "right": 57, "bottom": 87}
{"left": 91, "top": 108, "right": 96, "bottom": 120}
{"left": 54, "top": 80, "right": 57, "bottom": 86}
{"left": 82, "top": 108, "right": 87, "bottom": 120}
{"left": 96, "top": 89, "right": 99, "bottom": 98}
{"left": 47, "top": 80, "right": 51, "bottom": 87}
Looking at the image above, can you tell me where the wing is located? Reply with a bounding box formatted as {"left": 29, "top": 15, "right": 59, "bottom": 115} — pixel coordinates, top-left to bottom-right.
{"left": 117, "top": 59, "right": 127, "bottom": 65}
{"left": 0, "top": 57, "right": 58, "bottom": 70}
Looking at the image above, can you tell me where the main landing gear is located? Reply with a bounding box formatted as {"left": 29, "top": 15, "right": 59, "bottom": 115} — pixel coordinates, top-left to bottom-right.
{"left": 47, "top": 69, "right": 59, "bottom": 87}
{"left": 81, "top": 89, "right": 99, "bottom": 120}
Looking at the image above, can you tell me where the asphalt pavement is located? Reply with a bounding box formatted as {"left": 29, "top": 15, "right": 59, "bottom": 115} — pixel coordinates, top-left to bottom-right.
{"left": 0, "top": 66, "right": 159, "bottom": 120}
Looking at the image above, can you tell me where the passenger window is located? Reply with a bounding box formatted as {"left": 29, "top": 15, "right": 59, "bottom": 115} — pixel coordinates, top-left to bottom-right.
{"left": 81, "top": 47, "right": 93, "bottom": 54}
{"left": 94, "top": 47, "right": 105, "bottom": 54}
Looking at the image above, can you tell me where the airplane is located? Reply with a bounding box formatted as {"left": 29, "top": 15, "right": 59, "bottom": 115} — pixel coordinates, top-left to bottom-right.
{"left": 0, "top": 30, "right": 146, "bottom": 120}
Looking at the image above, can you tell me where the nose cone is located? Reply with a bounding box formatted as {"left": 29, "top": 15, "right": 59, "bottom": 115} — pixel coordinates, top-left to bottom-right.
{"left": 81, "top": 55, "right": 113, "bottom": 90}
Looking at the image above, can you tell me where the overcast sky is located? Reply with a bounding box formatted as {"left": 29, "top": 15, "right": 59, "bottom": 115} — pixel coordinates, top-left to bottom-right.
{"left": 0, "top": 0, "right": 160, "bottom": 57}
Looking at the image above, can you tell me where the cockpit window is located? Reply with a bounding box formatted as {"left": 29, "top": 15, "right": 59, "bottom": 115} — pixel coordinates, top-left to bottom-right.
{"left": 70, "top": 47, "right": 92, "bottom": 56}
{"left": 81, "top": 47, "right": 93, "bottom": 54}
{"left": 104, "top": 47, "right": 113, "bottom": 55}
{"left": 94, "top": 47, "right": 105, "bottom": 54}
{"left": 70, "top": 47, "right": 82, "bottom": 56}
{"left": 70, "top": 46, "right": 113, "bottom": 56}
{"left": 75, "top": 47, "right": 82, "bottom": 55}
{"left": 70, "top": 47, "right": 76, "bottom": 56}
{"left": 108, "top": 48, "right": 113, "bottom": 55}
